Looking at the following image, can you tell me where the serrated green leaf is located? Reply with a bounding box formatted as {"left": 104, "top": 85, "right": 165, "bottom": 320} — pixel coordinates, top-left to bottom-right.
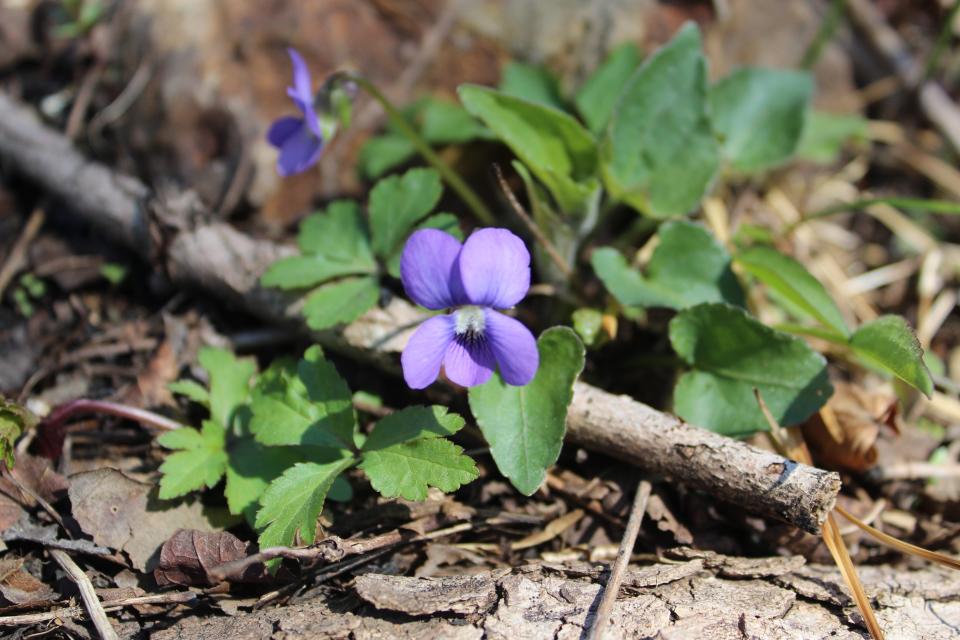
{"left": 0, "top": 397, "right": 34, "bottom": 470}
{"left": 303, "top": 276, "right": 380, "bottom": 330}
{"left": 602, "top": 23, "right": 719, "bottom": 217}
{"left": 362, "top": 406, "right": 465, "bottom": 452}
{"left": 262, "top": 201, "right": 377, "bottom": 290}
{"left": 225, "top": 440, "right": 304, "bottom": 523}
{"left": 574, "top": 42, "right": 642, "bottom": 134}
{"left": 255, "top": 456, "right": 355, "bottom": 548}
{"left": 360, "top": 438, "right": 478, "bottom": 501}
{"left": 796, "top": 111, "right": 869, "bottom": 163}
{"left": 297, "top": 201, "right": 374, "bottom": 263}
{"left": 156, "top": 426, "right": 205, "bottom": 450}
{"left": 0, "top": 417, "right": 20, "bottom": 471}
{"left": 849, "top": 316, "right": 932, "bottom": 397}
{"left": 250, "top": 352, "right": 356, "bottom": 449}
{"left": 710, "top": 67, "right": 813, "bottom": 172}
{"left": 499, "top": 61, "right": 566, "bottom": 111}
{"left": 167, "top": 380, "right": 210, "bottom": 406}
{"left": 157, "top": 420, "right": 228, "bottom": 499}
{"left": 359, "top": 134, "right": 417, "bottom": 179}
{"left": 458, "top": 85, "right": 598, "bottom": 214}
{"left": 223, "top": 439, "right": 343, "bottom": 524}
{"left": 369, "top": 168, "right": 443, "bottom": 261}
{"left": 197, "top": 348, "right": 256, "bottom": 429}
{"left": 736, "top": 245, "right": 849, "bottom": 337}
{"left": 592, "top": 220, "right": 744, "bottom": 310}
{"left": 328, "top": 475, "right": 353, "bottom": 502}
{"left": 468, "top": 327, "right": 585, "bottom": 495}
{"left": 670, "top": 303, "right": 832, "bottom": 436}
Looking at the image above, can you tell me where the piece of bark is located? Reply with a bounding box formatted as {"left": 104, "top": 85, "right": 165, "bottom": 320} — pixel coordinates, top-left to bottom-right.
{"left": 354, "top": 569, "right": 509, "bottom": 616}
{"left": 0, "top": 91, "right": 840, "bottom": 534}
{"left": 148, "top": 562, "right": 960, "bottom": 640}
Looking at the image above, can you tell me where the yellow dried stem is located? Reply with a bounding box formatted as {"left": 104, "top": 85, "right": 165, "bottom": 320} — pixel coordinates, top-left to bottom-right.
{"left": 835, "top": 504, "right": 960, "bottom": 571}
{"left": 755, "top": 389, "right": 885, "bottom": 640}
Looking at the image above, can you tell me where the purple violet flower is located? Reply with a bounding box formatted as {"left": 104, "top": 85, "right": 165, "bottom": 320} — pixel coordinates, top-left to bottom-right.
{"left": 267, "top": 48, "right": 324, "bottom": 177}
{"left": 400, "top": 228, "right": 539, "bottom": 389}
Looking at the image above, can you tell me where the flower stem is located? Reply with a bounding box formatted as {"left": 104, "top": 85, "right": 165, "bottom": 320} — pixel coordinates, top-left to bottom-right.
{"left": 35, "top": 399, "right": 184, "bottom": 459}
{"left": 342, "top": 73, "right": 496, "bottom": 226}
{"left": 42, "top": 399, "right": 184, "bottom": 432}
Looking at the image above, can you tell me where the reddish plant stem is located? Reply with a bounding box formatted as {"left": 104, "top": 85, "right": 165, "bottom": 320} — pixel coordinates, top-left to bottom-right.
{"left": 36, "top": 399, "right": 183, "bottom": 460}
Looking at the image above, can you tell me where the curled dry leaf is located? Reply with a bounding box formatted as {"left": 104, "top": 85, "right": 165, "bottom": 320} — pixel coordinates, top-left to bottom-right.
{"left": 155, "top": 529, "right": 267, "bottom": 587}
{"left": 0, "top": 557, "right": 59, "bottom": 608}
{"left": 801, "top": 381, "right": 899, "bottom": 472}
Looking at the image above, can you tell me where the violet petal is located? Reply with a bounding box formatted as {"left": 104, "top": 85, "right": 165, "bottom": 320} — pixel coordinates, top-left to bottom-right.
{"left": 458, "top": 228, "right": 530, "bottom": 308}
{"left": 443, "top": 337, "right": 495, "bottom": 387}
{"left": 400, "top": 229, "right": 466, "bottom": 310}
{"left": 276, "top": 124, "right": 323, "bottom": 176}
{"left": 286, "top": 48, "right": 313, "bottom": 104}
{"left": 485, "top": 310, "right": 539, "bottom": 385}
{"left": 267, "top": 116, "right": 303, "bottom": 147}
{"left": 401, "top": 314, "right": 455, "bottom": 389}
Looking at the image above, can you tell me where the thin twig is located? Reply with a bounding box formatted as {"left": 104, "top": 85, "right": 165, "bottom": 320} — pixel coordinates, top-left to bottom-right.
{"left": 492, "top": 165, "right": 573, "bottom": 279}
{"left": 0, "top": 207, "right": 45, "bottom": 299}
{"left": 208, "top": 520, "right": 473, "bottom": 583}
{"left": 585, "top": 479, "right": 651, "bottom": 640}
{"left": 0, "top": 592, "right": 196, "bottom": 626}
{"left": 2, "top": 468, "right": 67, "bottom": 531}
{"left": 49, "top": 549, "right": 118, "bottom": 640}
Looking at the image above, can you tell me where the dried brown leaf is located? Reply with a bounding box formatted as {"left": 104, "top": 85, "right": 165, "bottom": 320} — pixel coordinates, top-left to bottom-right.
{"left": 7, "top": 452, "right": 69, "bottom": 506}
{"left": 135, "top": 341, "right": 178, "bottom": 407}
{"left": 0, "top": 557, "right": 58, "bottom": 608}
{"left": 155, "top": 529, "right": 266, "bottom": 587}
{"left": 802, "top": 382, "right": 897, "bottom": 472}
{"left": 68, "top": 468, "right": 219, "bottom": 571}
{"left": 0, "top": 492, "right": 24, "bottom": 533}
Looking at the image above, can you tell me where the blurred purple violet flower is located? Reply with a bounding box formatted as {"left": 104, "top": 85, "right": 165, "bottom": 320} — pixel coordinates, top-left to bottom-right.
{"left": 267, "top": 48, "right": 324, "bottom": 176}
{"left": 400, "top": 228, "right": 539, "bottom": 389}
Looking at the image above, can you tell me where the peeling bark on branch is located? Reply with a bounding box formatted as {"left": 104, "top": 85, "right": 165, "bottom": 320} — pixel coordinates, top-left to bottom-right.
{"left": 0, "top": 92, "right": 840, "bottom": 534}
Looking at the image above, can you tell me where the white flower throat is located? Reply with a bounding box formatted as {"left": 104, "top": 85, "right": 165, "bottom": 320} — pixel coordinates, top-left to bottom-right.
{"left": 454, "top": 306, "right": 485, "bottom": 339}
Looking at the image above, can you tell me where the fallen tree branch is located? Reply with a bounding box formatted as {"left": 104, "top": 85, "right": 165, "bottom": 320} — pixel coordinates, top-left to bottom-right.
{"left": 0, "top": 91, "right": 841, "bottom": 534}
